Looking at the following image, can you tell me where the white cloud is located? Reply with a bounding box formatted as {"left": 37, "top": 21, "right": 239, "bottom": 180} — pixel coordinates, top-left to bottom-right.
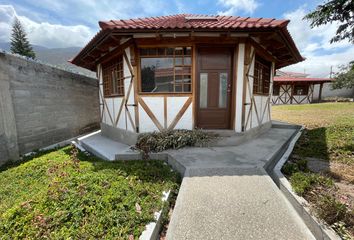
{"left": 218, "top": 0, "right": 259, "bottom": 15}
{"left": 282, "top": 7, "right": 354, "bottom": 77}
{"left": 0, "top": 4, "right": 94, "bottom": 48}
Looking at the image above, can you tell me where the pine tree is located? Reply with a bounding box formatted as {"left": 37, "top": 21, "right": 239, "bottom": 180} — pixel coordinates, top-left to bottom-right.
{"left": 10, "top": 18, "right": 36, "bottom": 59}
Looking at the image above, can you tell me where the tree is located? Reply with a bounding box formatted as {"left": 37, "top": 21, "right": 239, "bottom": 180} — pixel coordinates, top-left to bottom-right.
{"left": 331, "top": 62, "right": 354, "bottom": 98}
{"left": 10, "top": 18, "right": 36, "bottom": 59}
{"left": 304, "top": 0, "right": 354, "bottom": 44}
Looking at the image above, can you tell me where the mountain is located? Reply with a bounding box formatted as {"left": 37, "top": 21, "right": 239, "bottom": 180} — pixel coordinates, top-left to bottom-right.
{"left": 0, "top": 42, "right": 95, "bottom": 77}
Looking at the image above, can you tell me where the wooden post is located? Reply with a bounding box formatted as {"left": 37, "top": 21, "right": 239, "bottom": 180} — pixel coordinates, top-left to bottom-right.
{"left": 290, "top": 83, "right": 294, "bottom": 104}
{"left": 318, "top": 83, "right": 323, "bottom": 103}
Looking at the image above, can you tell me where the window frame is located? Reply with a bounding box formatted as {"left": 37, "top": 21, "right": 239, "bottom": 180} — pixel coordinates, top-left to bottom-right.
{"left": 253, "top": 55, "right": 272, "bottom": 96}
{"left": 138, "top": 46, "right": 193, "bottom": 95}
{"left": 102, "top": 55, "right": 125, "bottom": 98}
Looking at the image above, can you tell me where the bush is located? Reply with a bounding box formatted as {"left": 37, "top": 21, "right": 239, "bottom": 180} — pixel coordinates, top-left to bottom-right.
{"left": 290, "top": 172, "right": 333, "bottom": 195}
{"left": 135, "top": 129, "right": 216, "bottom": 153}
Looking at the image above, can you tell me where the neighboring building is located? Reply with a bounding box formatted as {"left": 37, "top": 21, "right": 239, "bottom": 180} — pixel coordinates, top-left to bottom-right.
{"left": 272, "top": 71, "right": 331, "bottom": 105}
{"left": 71, "top": 14, "right": 303, "bottom": 144}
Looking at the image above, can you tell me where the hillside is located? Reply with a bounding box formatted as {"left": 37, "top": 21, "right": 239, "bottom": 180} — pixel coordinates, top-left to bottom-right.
{"left": 0, "top": 42, "right": 95, "bottom": 77}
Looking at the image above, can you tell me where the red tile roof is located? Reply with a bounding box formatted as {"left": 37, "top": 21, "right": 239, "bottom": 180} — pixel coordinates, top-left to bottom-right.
{"left": 274, "top": 76, "right": 332, "bottom": 83}
{"left": 70, "top": 14, "right": 303, "bottom": 71}
{"left": 99, "top": 14, "right": 290, "bottom": 30}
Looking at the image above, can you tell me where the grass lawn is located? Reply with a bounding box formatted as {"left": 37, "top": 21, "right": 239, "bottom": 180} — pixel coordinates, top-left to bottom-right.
{"left": 272, "top": 102, "right": 354, "bottom": 238}
{"left": 0, "top": 146, "right": 180, "bottom": 239}
{"left": 272, "top": 102, "right": 354, "bottom": 166}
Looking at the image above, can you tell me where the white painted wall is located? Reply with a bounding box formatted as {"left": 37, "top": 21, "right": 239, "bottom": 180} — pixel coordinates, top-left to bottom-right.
{"left": 313, "top": 82, "right": 354, "bottom": 100}
{"left": 242, "top": 47, "right": 272, "bottom": 132}
{"left": 235, "top": 43, "right": 245, "bottom": 132}
{"left": 167, "top": 96, "right": 192, "bottom": 130}
{"left": 99, "top": 46, "right": 135, "bottom": 132}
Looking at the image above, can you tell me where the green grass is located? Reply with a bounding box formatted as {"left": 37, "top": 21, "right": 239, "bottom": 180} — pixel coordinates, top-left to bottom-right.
{"left": 0, "top": 146, "right": 180, "bottom": 239}
{"left": 289, "top": 171, "right": 333, "bottom": 196}
{"left": 272, "top": 102, "right": 354, "bottom": 165}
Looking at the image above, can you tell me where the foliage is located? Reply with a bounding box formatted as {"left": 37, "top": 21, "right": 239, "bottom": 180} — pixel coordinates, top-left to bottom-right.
{"left": 316, "top": 195, "right": 348, "bottom": 225}
{"left": 282, "top": 159, "right": 308, "bottom": 176}
{"left": 10, "top": 18, "right": 36, "bottom": 59}
{"left": 0, "top": 146, "right": 180, "bottom": 239}
{"left": 135, "top": 129, "right": 216, "bottom": 154}
{"left": 331, "top": 63, "right": 354, "bottom": 95}
{"left": 289, "top": 172, "right": 333, "bottom": 196}
{"left": 304, "top": 0, "right": 354, "bottom": 43}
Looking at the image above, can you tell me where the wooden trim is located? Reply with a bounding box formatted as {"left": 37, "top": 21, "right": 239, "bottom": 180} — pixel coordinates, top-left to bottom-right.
{"left": 98, "top": 38, "right": 134, "bottom": 65}
{"left": 168, "top": 96, "right": 192, "bottom": 130}
{"left": 138, "top": 92, "right": 193, "bottom": 96}
{"left": 164, "top": 96, "right": 167, "bottom": 129}
{"left": 192, "top": 43, "right": 197, "bottom": 128}
{"left": 241, "top": 44, "right": 251, "bottom": 131}
{"left": 138, "top": 97, "right": 164, "bottom": 131}
{"left": 115, "top": 97, "right": 126, "bottom": 126}
{"left": 230, "top": 45, "right": 238, "bottom": 130}
{"left": 132, "top": 45, "right": 140, "bottom": 132}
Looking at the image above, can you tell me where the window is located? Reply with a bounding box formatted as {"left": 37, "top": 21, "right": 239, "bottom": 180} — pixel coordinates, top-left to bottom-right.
{"left": 273, "top": 85, "right": 280, "bottom": 95}
{"left": 102, "top": 55, "right": 124, "bottom": 97}
{"left": 253, "top": 55, "right": 271, "bottom": 95}
{"left": 294, "top": 85, "right": 308, "bottom": 95}
{"left": 140, "top": 47, "right": 192, "bottom": 93}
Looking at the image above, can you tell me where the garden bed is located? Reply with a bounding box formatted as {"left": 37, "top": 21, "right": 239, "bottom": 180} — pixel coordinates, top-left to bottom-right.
{"left": 273, "top": 102, "right": 354, "bottom": 239}
{"left": 0, "top": 146, "right": 180, "bottom": 239}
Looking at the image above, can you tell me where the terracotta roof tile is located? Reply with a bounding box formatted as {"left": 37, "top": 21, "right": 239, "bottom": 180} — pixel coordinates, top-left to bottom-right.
{"left": 98, "top": 14, "right": 289, "bottom": 30}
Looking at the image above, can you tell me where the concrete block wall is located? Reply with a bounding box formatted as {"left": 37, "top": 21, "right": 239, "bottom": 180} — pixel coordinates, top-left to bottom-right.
{"left": 0, "top": 52, "right": 100, "bottom": 165}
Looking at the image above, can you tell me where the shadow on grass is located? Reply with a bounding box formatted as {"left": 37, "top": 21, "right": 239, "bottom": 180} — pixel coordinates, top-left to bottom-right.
{"left": 293, "top": 127, "right": 331, "bottom": 174}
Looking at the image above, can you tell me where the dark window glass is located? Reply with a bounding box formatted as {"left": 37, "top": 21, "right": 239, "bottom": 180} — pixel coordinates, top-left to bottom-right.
{"left": 140, "top": 47, "right": 192, "bottom": 93}
{"left": 273, "top": 85, "right": 280, "bottom": 95}
{"left": 253, "top": 55, "right": 271, "bottom": 95}
{"left": 294, "top": 85, "right": 309, "bottom": 95}
{"left": 102, "top": 55, "right": 124, "bottom": 97}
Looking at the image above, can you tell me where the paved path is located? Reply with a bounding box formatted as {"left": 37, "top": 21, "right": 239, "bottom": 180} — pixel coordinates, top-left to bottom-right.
{"left": 166, "top": 127, "right": 315, "bottom": 240}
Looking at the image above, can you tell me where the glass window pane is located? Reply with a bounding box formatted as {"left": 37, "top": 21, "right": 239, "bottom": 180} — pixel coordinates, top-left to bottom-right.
{"left": 184, "top": 84, "right": 191, "bottom": 92}
{"left": 183, "top": 75, "right": 191, "bottom": 83}
{"left": 175, "top": 47, "right": 183, "bottom": 55}
{"left": 175, "top": 84, "right": 183, "bottom": 92}
{"left": 175, "top": 57, "right": 183, "bottom": 65}
{"left": 184, "top": 57, "right": 191, "bottom": 65}
{"left": 158, "top": 48, "right": 165, "bottom": 55}
{"left": 147, "top": 48, "right": 157, "bottom": 55}
{"left": 200, "top": 73, "right": 208, "bottom": 108}
{"left": 166, "top": 48, "right": 174, "bottom": 55}
{"left": 184, "top": 47, "right": 192, "bottom": 55}
{"left": 141, "top": 58, "right": 174, "bottom": 92}
{"left": 219, "top": 73, "right": 228, "bottom": 108}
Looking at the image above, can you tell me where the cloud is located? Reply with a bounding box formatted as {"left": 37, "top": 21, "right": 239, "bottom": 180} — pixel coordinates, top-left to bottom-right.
{"left": 282, "top": 7, "right": 354, "bottom": 77}
{"left": 217, "top": 0, "right": 259, "bottom": 15}
{"left": 0, "top": 4, "right": 94, "bottom": 48}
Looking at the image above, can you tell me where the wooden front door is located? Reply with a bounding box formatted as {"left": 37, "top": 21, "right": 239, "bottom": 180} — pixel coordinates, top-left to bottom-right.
{"left": 196, "top": 47, "right": 232, "bottom": 129}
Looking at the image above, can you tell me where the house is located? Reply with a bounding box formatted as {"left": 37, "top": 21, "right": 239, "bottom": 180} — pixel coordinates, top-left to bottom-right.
{"left": 70, "top": 14, "right": 303, "bottom": 145}
{"left": 272, "top": 71, "right": 332, "bottom": 104}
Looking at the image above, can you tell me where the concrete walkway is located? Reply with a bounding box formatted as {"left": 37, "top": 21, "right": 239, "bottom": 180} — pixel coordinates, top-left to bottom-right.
{"left": 166, "top": 127, "right": 315, "bottom": 240}
{"left": 78, "top": 126, "right": 315, "bottom": 239}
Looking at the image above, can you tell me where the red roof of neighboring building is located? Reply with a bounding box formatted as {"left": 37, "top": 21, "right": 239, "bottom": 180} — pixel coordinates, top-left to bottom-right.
{"left": 99, "top": 14, "right": 290, "bottom": 30}
{"left": 274, "top": 76, "right": 332, "bottom": 83}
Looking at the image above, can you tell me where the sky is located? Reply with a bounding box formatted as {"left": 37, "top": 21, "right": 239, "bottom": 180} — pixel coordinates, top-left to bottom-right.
{"left": 0, "top": 0, "right": 353, "bottom": 77}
